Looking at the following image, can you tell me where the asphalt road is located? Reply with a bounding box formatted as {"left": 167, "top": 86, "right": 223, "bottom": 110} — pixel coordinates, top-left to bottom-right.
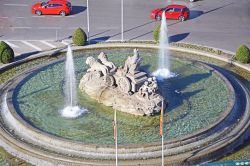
{"left": 0, "top": 0, "right": 250, "bottom": 54}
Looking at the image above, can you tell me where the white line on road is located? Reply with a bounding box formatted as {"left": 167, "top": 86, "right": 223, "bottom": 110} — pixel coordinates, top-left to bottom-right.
{"left": 32, "top": 16, "right": 45, "bottom": 18}
{"left": 11, "top": 27, "right": 32, "bottom": 29}
{"left": 4, "top": 41, "right": 19, "bottom": 48}
{"left": 4, "top": 4, "right": 28, "bottom": 6}
{"left": 67, "top": 27, "right": 86, "bottom": 30}
{"left": 40, "top": 41, "right": 56, "bottom": 49}
{"left": 61, "top": 40, "right": 70, "bottom": 45}
{"left": 21, "top": 41, "right": 42, "bottom": 51}
{"left": 16, "top": 17, "right": 25, "bottom": 19}
{"left": 38, "top": 27, "right": 61, "bottom": 29}
{"left": 0, "top": 17, "right": 8, "bottom": 19}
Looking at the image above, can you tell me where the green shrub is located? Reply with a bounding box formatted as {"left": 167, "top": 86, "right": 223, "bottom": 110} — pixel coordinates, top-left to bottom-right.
{"left": 235, "top": 45, "right": 250, "bottom": 63}
{"left": 72, "top": 28, "right": 87, "bottom": 46}
{"left": 153, "top": 25, "right": 160, "bottom": 43}
{"left": 0, "top": 41, "right": 14, "bottom": 64}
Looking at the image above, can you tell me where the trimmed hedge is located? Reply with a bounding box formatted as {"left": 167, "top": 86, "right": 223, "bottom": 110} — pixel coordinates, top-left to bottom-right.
{"left": 72, "top": 28, "right": 87, "bottom": 46}
{"left": 235, "top": 45, "right": 250, "bottom": 63}
{"left": 171, "top": 42, "right": 223, "bottom": 55}
{"left": 153, "top": 25, "right": 160, "bottom": 43}
{"left": 0, "top": 41, "right": 14, "bottom": 64}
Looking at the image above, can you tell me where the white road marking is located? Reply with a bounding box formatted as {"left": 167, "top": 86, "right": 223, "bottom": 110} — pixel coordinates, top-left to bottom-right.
{"left": 4, "top": 4, "right": 28, "bottom": 7}
{"left": 67, "top": 27, "right": 84, "bottom": 30}
{"left": 4, "top": 41, "right": 19, "bottom": 48}
{"left": 0, "top": 17, "right": 8, "bottom": 19}
{"left": 61, "top": 40, "right": 69, "bottom": 45}
{"left": 66, "top": 16, "right": 75, "bottom": 18}
{"left": 16, "top": 17, "right": 25, "bottom": 19}
{"left": 15, "top": 52, "right": 21, "bottom": 56}
{"left": 40, "top": 41, "right": 56, "bottom": 49}
{"left": 21, "top": 41, "right": 42, "bottom": 51}
{"left": 38, "top": 27, "right": 61, "bottom": 29}
{"left": 11, "top": 27, "right": 32, "bottom": 29}
{"left": 32, "top": 16, "right": 45, "bottom": 18}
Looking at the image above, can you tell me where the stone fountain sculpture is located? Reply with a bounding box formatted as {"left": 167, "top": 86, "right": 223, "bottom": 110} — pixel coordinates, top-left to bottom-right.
{"left": 79, "top": 49, "right": 164, "bottom": 116}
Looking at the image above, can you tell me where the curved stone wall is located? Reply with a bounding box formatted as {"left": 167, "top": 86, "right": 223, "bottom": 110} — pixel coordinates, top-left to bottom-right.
{"left": 0, "top": 43, "right": 249, "bottom": 165}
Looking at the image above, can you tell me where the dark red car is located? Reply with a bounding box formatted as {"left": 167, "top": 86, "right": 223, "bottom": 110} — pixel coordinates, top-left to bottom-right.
{"left": 31, "top": 0, "right": 72, "bottom": 16}
{"left": 151, "top": 5, "right": 190, "bottom": 21}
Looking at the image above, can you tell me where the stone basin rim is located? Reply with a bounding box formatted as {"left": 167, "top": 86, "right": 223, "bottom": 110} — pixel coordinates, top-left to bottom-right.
{"left": 0, "top": 43, "right": 250, "bottom": 165}
{"left": 3, "top": 46, "right": 235, "bottom": 148}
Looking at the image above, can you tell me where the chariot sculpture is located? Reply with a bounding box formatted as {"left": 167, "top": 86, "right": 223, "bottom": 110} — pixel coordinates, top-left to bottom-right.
{"left": 79, "top": 49, "right": 164, "bottom": 116}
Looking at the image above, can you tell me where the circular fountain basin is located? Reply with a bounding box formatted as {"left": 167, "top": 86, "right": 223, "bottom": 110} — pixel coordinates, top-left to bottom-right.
{"left": 0, "top": 45, "right": 249, "bottom": 165}
{"left": 9, "top": 49, "right": 231, "bottom": 144}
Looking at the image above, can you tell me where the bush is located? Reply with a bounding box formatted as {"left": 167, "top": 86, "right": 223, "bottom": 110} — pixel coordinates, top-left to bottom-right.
{"left": 235, "top": 45, "right": 250, "bottom": 63}
{"left": 153, "top": 25, "right": 160, "bottom": 42}
{"left": 72, "top": 28, "right": 87, "bottom": 46}
{"left": 0, "top": 41, "right": 14, "bottom": 64}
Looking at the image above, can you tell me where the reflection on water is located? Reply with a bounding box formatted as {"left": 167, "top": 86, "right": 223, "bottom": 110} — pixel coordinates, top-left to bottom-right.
{"left": 11, "top": 49, "right": 229, "bottom": 145}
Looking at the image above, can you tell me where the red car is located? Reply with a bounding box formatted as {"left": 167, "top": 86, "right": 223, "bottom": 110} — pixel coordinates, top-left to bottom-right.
{"left": 31, "top": 0, "right": 72, "bottom": 16}
{"left": 151, "top": 5, "right": 190, "bottom": 22}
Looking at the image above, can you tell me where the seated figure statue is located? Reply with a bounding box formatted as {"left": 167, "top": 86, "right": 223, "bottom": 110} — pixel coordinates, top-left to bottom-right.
{"left": 123, "top": 48, "right": 142, "bottom": 75}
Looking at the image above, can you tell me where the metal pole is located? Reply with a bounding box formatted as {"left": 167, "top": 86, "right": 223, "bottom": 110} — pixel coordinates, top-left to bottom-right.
{"left": 56, "top": 29, "right": 58, "bottom": 41}
{"left": 121, "top": 0, "right": 124, "bottom": 42}
{"left": 87, "top": 0, "right": 90, "bottom": 43}
{"left": 115, "top": 109, "right": 118, "bottom": 166}
{"left": 162, "top": 134, "right": 164, "bottom": 166}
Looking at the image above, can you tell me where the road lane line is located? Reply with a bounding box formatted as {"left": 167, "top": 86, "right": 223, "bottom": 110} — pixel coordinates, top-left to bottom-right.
{"left": 11, "top": 27, "right": 32, "bottom": 29}
{"left": 16, "top": 17, "right": 25, "bottom": 19}
{"left": 61, "top": 40, "right": 69, "bottom": 45}
{"left": 40, "top": 41, "right": 56, "bottom": 49}
{"left": 4, "top": 41, "right": 19, "bottom": 48}
{"left": 32, "top": 16, "right": 45, "bottom": 18}
{"left": 0, "top": 17, "right": 8, "bottom": 19}
{"left": 38, "top": 27, "right": 61, "bottom": 29}
{"left": 21, "top": 41, "right": 42, "bottom": 51}
{"left": 4, "top": 4, "right": 28, "bottom": 6}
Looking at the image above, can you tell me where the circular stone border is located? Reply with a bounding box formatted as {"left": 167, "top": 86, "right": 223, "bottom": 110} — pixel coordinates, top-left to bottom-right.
{"left": 0, "top": 43, "right": 250, "bottom": 166}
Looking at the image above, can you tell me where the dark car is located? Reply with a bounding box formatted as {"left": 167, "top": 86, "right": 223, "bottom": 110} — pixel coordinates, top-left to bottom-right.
{"left": 151, "top": 4, "right": 190, "bottom": 22}
{"left": 31, "top": 0, "right": 72, "bottom": 16}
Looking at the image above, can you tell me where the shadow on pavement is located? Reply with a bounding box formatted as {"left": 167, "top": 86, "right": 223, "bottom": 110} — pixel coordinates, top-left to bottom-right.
{"left": 169, "top": 33, "right": 190, "bottom": 43}
{"left": 90, "top": 36, "right": 110, "bottom": 44}
{"left": 189, "top": 10, "right": 204, "bottom": 20}
{"left": 15, "top": 51, "right": 40, "bottom": 61}
{"left": 71, "top": 6, "right": 86, "bottom": 15}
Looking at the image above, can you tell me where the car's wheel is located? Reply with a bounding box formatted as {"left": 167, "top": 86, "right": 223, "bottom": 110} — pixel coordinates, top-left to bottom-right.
{"left": 35, "top": 10, "right": 42, "bottom": 16}
{"left": 179, "top": 16, "right": 185, "bottom": 22}
{"left": 155, "top": 15, "right": 161, "bottom": 21}
{"left": 60, "top": 11, "right": 66, "bottom": 16}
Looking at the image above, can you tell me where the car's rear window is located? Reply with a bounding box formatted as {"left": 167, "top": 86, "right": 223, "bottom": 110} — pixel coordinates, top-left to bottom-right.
{"left": 182, "top": 8, "right": 189, "bottom": 12}
{"left": 174, "top": 8, "right": 181, "bottom": 12}
{"left": 67, "top": 2, "right": 71, "bottom": 7}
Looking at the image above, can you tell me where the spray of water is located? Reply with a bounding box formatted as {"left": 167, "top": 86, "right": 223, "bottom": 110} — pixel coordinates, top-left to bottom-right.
{"left": 60, "top": 45, "right": 87, "bottom": 118}
{"left": 153, "top": 11, "right": 177, "bottom": 80}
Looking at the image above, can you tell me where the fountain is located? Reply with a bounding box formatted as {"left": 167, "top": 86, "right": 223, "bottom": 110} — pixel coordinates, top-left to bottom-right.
{"left": 79, "top": 49, "right": 164, "bottom": 116}
{"left": 60, "top": 45, "right": 87, "bottom": 118}
{"left": 153, "top": 11, "right": 176, "bottom": 79}
{"left": 0, "top": 43, "right": 249, "bottom": 165}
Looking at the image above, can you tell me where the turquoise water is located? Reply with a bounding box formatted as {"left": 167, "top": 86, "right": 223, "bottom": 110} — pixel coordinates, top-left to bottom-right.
{"left": 13, "top": 49, "right": 230, "bottom": 145}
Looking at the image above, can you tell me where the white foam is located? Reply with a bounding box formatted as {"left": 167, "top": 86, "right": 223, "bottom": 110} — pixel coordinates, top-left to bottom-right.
{"left": 152, "top": 68, "right": 177, "bottom": 80}
{"left": 60, "top": 106, "right": 87, "bottom": 118}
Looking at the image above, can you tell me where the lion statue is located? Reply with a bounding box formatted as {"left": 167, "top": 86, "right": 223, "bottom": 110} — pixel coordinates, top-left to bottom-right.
{"left": 98, "top": 52, "right": 117, "bottom": 70}
{"left": 86, "top": 56, "right": 109, "bottom": 76}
